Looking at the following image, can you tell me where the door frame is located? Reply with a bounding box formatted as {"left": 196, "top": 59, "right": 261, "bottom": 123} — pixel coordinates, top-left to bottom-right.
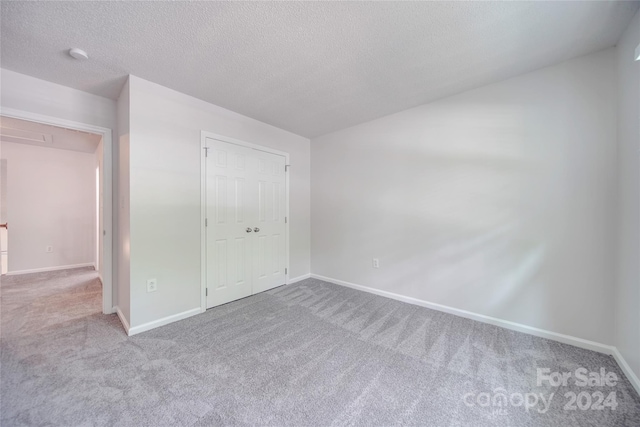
{"left": 200, "top": 131, "right": 290, "bottom": 312}
{"left": 0, "top": 107, "right": 114, "bottom": 314}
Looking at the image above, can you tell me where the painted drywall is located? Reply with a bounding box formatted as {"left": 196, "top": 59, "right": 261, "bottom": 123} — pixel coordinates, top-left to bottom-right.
{"left": 311, "top": 48, "right": 617, "bottom": 345}
{"left": 126, "top": 75, "right": 310, "bottom": 328}
{"left": 0, "top": 142, "right": 97, "bottom": 272}
{"left": 0, "top": 69, "right": 118, "bottom": 310}
{"left": 615, "top": 10, "right": 640, "bottom": 382}
{"left": 116, "top": 79, "right": 131, "bottom": 324}
{"left": 0, "top": 69, "right": 117, "bottom": 129}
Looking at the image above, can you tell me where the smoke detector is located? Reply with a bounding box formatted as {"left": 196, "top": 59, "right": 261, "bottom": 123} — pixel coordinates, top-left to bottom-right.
{"left": 68, "top": 48, "right": 88, "bottom": 60}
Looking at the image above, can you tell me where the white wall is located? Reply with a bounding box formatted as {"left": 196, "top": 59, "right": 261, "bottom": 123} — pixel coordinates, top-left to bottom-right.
{"left": 126, "top": 75, "right": 310, "bottom": 329}
{"left": 311, "top": 48, "right": 617, "bottom": 345}
{"left": 0, "top": 69, "right": 117, "bottom": 130}
{"left": 117, "top": 79, "right": 131, "bottom": 323}
{"left": 0, "top": 142, "right": 97, "bottom": 273}
{"left": 615, "top": 10, "right": 640, "bottom": 381}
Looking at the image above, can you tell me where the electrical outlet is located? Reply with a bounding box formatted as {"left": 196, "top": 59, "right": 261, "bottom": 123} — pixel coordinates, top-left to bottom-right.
{"left": 372, "top": 258, "right": 380, "bottom": 268}
{"left": 45, "top": 246, "right": 53, "bottom": 253}
{"left": 147, "top": 278, "right": 158, "bottom": 293}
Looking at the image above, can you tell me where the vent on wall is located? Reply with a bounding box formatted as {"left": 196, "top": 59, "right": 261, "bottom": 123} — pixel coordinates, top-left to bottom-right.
{"left": 0, "top": 127, "right": 53, "bottom": 144}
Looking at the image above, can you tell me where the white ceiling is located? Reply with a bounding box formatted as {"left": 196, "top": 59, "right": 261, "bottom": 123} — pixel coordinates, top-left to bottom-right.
{"left": 1, "top": 2, "right": 638, "bottom": 138}
{"left": 0, "top": 116, "right": 101, "bottom": 153}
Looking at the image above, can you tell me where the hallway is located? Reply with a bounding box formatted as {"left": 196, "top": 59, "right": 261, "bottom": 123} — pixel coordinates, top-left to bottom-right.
{"left": 1, "top": 267, "right": 102, "bottom": 337}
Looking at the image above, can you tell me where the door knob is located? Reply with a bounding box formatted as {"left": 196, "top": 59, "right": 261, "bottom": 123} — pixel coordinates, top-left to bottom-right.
{"left": 246, "top": 227, "right": 252, "bottom": 233}
{"left": 253, "top": 227, "right": 260, "bottom": 232}
{"left": 0, "top": 223, "right": 6, "bottom": 229}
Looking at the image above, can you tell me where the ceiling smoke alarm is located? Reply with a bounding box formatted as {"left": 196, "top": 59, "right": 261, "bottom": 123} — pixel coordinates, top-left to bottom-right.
{"left": 68, "top": 48, "right": 88, "bottom": 60}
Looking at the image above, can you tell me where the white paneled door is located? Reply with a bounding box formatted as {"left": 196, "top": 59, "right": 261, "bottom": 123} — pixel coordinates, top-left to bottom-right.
{"left": 252, "top": 148, "right": 287, "bottom": 294}
{"left": 205, "top": 137, "right": 287, "bottom": 309}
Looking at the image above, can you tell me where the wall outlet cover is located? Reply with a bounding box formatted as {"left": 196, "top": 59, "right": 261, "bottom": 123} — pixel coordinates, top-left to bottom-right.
{"left": 147, "top": 278, "right": 158, "bottom": 293}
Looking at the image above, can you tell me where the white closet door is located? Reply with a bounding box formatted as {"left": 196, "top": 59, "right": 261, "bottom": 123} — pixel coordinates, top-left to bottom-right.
{"left": 206, "top": 139, "right": 256, "bottom": 308}
{"left": 252, "top": 149, "right": 287, "bottom": 294}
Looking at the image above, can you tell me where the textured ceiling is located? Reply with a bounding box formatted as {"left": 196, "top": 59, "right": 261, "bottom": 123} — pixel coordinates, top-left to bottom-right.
{"left": 1, "top": 1, "right": 638, "bottom": 138}
{"left": 0, "top": 116, "right": 101, "bottom": 153}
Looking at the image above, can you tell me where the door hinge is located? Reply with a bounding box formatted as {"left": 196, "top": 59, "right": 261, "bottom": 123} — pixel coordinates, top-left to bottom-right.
{"left": 285, "top": 164, "right": 290, "bottom": 172}
{"left": 285, "top": 217, "right": 288, "bottom": 224}
{"left": 285, "top": 268, "right": 288, "bottom": 274}
{"left": 206, "top": 288, "right": 208, "bottom": 296}
{"left": 205, "top": 218, "right": 208, "bottom": 227}
{"left": 204, "top": 147, "right": 209, "bottom": 157}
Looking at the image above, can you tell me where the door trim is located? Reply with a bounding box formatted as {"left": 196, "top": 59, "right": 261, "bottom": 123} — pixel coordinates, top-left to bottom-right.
{"left": 0, "top": 107, "right": 114, "bottom": 315}
{"left": 200, "top": 131, "right": 290, "bottom": 312}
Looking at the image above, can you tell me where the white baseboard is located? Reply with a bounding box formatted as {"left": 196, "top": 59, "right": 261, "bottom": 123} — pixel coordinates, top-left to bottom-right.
{"left": 612, "top": 348, "right": 640, "bottom": 397}
{"left": 5, "top": 263, "right": 96, "bottom": 276}
{"left": 313, "top": 273, "right": 640, "bottom": 397}
{"left": 310, "top": 274, "right": 616, "bottom": 356}
{"left": 127, "top": 307, "right": 201, "bottom": 336}
{"left": 115, "top": 306, "right": 130, "bottom": 334}
{"left": 288, "top": 273, "right": 311, "bottom": 285}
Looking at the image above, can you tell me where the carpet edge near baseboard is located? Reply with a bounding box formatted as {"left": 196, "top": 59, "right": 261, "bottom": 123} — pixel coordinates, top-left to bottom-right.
{"left": 309, "top": 273, "right": 640, "bottom": 397}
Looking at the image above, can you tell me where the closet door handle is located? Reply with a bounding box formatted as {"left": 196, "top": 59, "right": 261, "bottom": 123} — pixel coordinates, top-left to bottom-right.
{"left": 254, "top": 227, "right": 260, "bottom": 233}
{"left": 246, "top": 227, "right": 252, "bottom": 233}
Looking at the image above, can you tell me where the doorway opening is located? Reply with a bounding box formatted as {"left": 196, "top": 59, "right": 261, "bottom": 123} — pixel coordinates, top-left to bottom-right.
{"left": 0, "top": 110, "right": 113, "bottom": 314}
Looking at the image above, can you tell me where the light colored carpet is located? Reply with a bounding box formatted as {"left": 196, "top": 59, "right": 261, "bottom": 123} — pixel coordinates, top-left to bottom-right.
{"left": 1, "top": 268, "right": 639, "bottom": 426}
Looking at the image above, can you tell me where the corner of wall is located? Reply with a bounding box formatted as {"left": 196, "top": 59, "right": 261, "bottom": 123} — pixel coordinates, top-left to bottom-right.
{"left": 116, "top": 77, "right": 131, "bottom": 326}
{"left": 613, "top": 8, "right": 640, "bottom": 387}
